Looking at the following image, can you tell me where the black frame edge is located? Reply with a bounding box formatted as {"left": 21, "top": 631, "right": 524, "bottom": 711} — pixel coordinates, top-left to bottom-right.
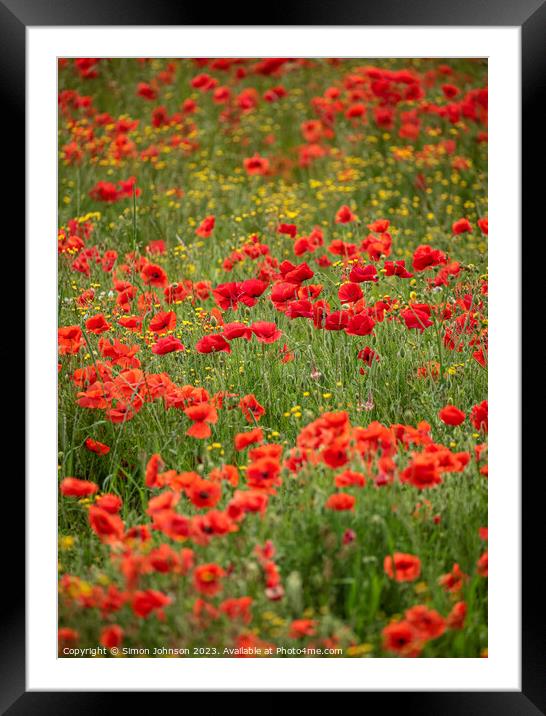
{"left": 521, "top": 2, "right": 546, "bottom": 713}
{"left": 6, "top": 0, "right": 544, "bottom": 711}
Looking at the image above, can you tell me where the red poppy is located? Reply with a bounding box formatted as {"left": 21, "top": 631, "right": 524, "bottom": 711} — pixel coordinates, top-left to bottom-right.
{"left": 401, "top": 305, "right": 433, "bottom": 332}
{"left": 193, "top": 563, "right": 226, "bottom": 596}
{"left": 222, "top": 322, "right": 252, "bottom": 341}
{"left": 335, "top": 204, "right": 357, "bottom": 223}
{"left": 382, "top": 620, "right": 422, "bottom": 656}
{"left": 140, "top": 262, "right": 168, "bottom": 287}
{"left": 405, "top": 605, "right": 446, "bottom": 640}
{"left": 234, "top": 428, "right": 264, "bottom": 451}
{"left": 477, "top": 551, "right": 488, "bottom": 577}
{"left": 132, "top": 589, "right": 171, "bottom": 618}
{"left": 239, "top": 394, "right": 265, "bottom": 422}
{"left": 220, "top": 596, "right": 253, "bottom": 623}
{"left": 338, "top": 282, "right": 363, "bottom": 303}
{"left": 452, "top": 217, "right": 473, "bottom": 234}
{"left": 438, "top": 405, "right": 466, "bottom": 426}
{"left": 84, "top": 438, "right": 110, "bottom": 455}
{"left": 289, "top": 619, "right": 317, "bottom": 638}
{"left": 184, "top": 402, "right": 218, "bottom": 439}
{"left": 243, "top": 154, "right": 270, "bottom": 175}
{"left": 60, "top": 477, "right": 99, "bottom": 497}
{"left": 149, "top": 311, "right": 176, "bottom": 335}
{"left": 195, "top": 334, "right": 231, "bottom": 354}
{"left": 278, "top": 223, "right": 297, "bottom": 238}
{"left": 88, "top": 505, "right": 124, "bottom": 542}
{"left": 95, "top": 493, "right": 123, "bottom": 514}
{"left": 350, "top": 263, "right": 379, "bottom": 283}
{"left": 85, "top": 314, "right": 111, "bottom": 334}
{"left": 58, "top": 326, "right": 84, "bottom": 355}
{"left": 325, "top": 492, "right": 356, "bottom": 511}
{"left": 412, "top": 245, "right": 447, "bottom": 271}
{"left": 251, "top": 321, "right": 282, "bottom": 343}
{"left": 470, "top": 400, "right": 488, "bottom": 432}
{"left": 145, "top": 453, "right": 164, "bottom": 489}
{"left": 188, "top": 478, "right": 222, "bottom": 509}
{"left": 196, "top": 215, "right": 215, "bottom": 238}
{"left": 438, "top": 563, "right": 467, "bottom": 593}
{"left": 446, "top": 601, "right": 467, "bottom": 629}
{"left": 100, "top": 625, "right": 123, "bottom": 649}
{"left": 384, "top": 552, "right": 421, "bottom": 582}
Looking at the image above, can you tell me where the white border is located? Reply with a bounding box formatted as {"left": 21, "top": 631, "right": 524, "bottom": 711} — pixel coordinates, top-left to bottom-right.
{"left": 27, "top": 27, "right": 520, "bottom": 691}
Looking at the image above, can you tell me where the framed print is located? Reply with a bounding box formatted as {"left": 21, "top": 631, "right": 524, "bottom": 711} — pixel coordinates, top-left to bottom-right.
{"left": 5, "top": 0, "right": 543, "bottom": 710}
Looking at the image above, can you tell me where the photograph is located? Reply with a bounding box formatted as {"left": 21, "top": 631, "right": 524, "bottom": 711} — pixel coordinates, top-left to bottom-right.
{"left": 57, "top": 56, "right": 489, "bottom": 659}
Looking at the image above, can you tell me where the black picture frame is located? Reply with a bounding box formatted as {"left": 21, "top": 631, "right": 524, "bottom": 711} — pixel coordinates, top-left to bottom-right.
{"left": 5, "top": 0, "right": 543, "bottom": 711}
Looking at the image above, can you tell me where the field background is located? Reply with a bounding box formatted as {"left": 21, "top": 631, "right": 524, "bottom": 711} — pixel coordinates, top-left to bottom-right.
{"left": 58, "top": 58, "right": 488, "bottom": 658}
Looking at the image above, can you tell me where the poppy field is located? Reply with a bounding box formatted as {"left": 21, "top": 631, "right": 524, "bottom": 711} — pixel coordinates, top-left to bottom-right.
{"left": 58, "top": 58, "right": 488, "bottom": 659}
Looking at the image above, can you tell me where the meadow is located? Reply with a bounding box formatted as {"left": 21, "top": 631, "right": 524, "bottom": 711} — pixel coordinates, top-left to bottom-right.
{"left": 58, "top": 57, "right": 488, "bottom": 658}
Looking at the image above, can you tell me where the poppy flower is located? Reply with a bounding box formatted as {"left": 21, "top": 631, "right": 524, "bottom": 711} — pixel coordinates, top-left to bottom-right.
{"left": 145, "top": 453, "right": 164, "bottom": 489}
{"left": 367, "top": 219, "right": 390, "bottom": 233}
{"left": 151, "top": 336, "right": 184, "bottom": 355}
{"left": 95, "top": 493, "right": 123, "bottom": 514}
{"left": 222, "top": 322, "right": 252, "bottom": 341}
{"left": 335, "top": 204, "right": 357, "bottom": 223}
{"left": 193, "top": 563, "right": 226, "bottom": 596}
{"left": 405, "top": 605, "right": 446, "bottom": 640}
{"left": 140, "top": 262, "right": 168, "bottom": 287}
{"left": 58, "top": 628, "right": 79, "bottom": 649}
{"left": 412, "top": 245, "right": 447, "bottom": 271}
{"left": 239, "top": 394, "right": 265, "bottom": 422}
{"left": 477, "top": 217, "right": 488, "bottom": 235}
{"left": 346, "top": 313, "right": 375, "bottom": 336}
{"left": 452, "top": 218, "right": 473, "bottom": 234}
{"left": 250, "top": 321, "right": 282, "bottom": 343}
{"left": 349, "top": 264, "right": 378, "bottom": 283}
{"left": 100, "top": 625, "right": 123, "bottom": 649}
{"left": 325, "top": 493, "right": 356, "bottom": 511}
{"left": 85, "top": 314, "right": 111, "bottom": 334}
{"left": 84, "top": 438, "right": 110, "bottom": 455}
{"left": 446, "top": 601, "right": 467, "bottom": 629}
{"left": 338, "top": 282, "right": 363, "bottom": 303}
{"left": 196, "top": 215, "right": 215, "bottom": 238}
{"left": 278, "top": 223, "right": 297, "bottom": 238}
{"left": 246, "top": 457, "right": 282, "bottom": 491}
{"left": 281, "top": 261, "right": 315, "bottom": 285}
{"left": 289, "top": 619, "right": 317, "bottom": 638}
{"left": 209, "top": 464, "right": 239, "bottom": 487}
{"left": 220, "top": 597, "right": 253, "bottom": 623}
{"left": 132, "top": 589, "right": 171, "bottom": 618}
{"left": 477, "top": 551, "right": 488, "bottom": 577}
{"left": 438, "top": 405, "right": 466, "bottom": 426}
{"left": 60, "top": 477, "right": 99, "bottom": 497}
{"left": 334, "top": 470, "right": 366, "bottom": 488}
{"left": 401, "top": 453, "right": 442, "bottom": 489}
{"left": 243, "top": 154, "right": 270, "bottom": 175}
{"left": 88, "top": 505, "right": 124, "bottom": 542}
{"left": 184, "top": 402, "right": 218, "bottom": 439}
{"left": 470, "top": 400, "right": 488, "bottom": 432}
{"left": 384, "top": 552, "right": 421, "bottom": 582}
{"left": 384, "top": 260, "right": 413, "bottom": 278}
{"left": 58, "top": 326, "right": 84, "bottom": 355}
{"left": 438, "top": 563, "right": 467, "bottom": 593}
{"left": 234, "top": 428, "right": 264, "bottom": 451}
{"left": 325, "top": 310, "right": 350, "bottom": 331}
{"left": 401, "top": 305, "right": 433, "bottom": 332}
{"left": 149, "top": 311, "right": 177, "bottom": 335}
{"left": 188, "top": 478, "right": 222, "bottom": 509}
{"left": 382, "top": 620, "right": 422, "bottom": 657}
{"left": 195, "top": 334, "right": 231, "bottom": 354}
